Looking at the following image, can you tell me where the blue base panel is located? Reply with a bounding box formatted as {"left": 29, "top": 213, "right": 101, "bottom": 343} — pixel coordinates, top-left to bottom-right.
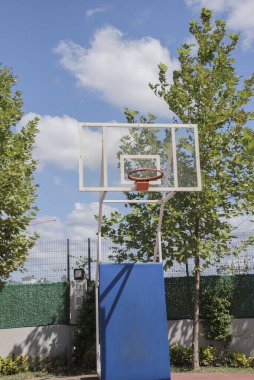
{"left": 99, "top": 263, "right": 171, "bottom": 380}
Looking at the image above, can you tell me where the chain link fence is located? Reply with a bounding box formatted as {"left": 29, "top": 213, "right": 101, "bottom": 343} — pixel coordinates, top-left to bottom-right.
{"left": 8, "top": 232, "right": 254, "bottom": 283}
{"left": 9, "top": 239, "right": 110, "bottom": 283}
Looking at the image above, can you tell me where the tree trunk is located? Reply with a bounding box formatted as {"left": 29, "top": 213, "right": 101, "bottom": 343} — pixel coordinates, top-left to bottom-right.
{"left": 192, "top": 253, "right": 200, "bottom": 370}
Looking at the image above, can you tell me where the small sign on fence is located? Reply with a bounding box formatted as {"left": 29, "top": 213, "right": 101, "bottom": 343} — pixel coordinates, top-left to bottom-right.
{"left": 74, "top": 281, "right": 85, "bottom": 310}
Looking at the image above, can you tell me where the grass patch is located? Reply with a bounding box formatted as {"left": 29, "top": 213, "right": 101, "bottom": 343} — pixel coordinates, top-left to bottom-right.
{"left": 0, "top": 372, "right": 48, "bottom": 380}
{"left": 0, "top": 369, "right": 96, "bottom": 380}
{"left": 2, "top": 367, "right": 254, "bottom": 379}
{"left": 171, "top": 366, "right": 254, "bottom": 373}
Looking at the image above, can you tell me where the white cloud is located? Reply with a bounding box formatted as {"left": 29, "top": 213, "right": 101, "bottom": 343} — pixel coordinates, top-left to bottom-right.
{"left": 55, "top": 26, "right": 179, "bottom": 117}
{"left": 19, "top": 113, "right": 142, "bottom": 174}
{"left": 185, "top": 0, "right": 254, "bottom": 49}
{"left": 185, "top": 0, "right": 230, "bottom": 12}
{"left": 19, "top": 113, "right": 109, "bottom": 171}
{"left": 20, "top": 113, "right": 79, "bottom": 171}
{"left": 53, "top": 176, "right": 63, "bottom": 186}
{"left": 66, "top": 202, "right": 117, "bottom": 239}
{"left": 86, "top": 7, "right": 105, "bottom": 17}
{"left": 31, "top": 202, "right": 117, "bottom": 239}
{"left": 226, "top": 1, "right": 254, "bottom": 49}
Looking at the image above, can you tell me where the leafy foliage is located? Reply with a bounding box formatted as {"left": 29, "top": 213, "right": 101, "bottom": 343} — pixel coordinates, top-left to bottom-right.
{"left": 0, "top": 66, "right": 38, "bottom": 283}
{"left": 199, "top": 346, "right": 217, "bottom": 366}
{"left": 249, "top": 356, "right": 254, "bottom": 368}
{"left": 0, "top": 355, "right": 29, "bottom": 375}
{"left": 242, "top": 127, "right": 254, "bottom": 208}
{"left": 201, "top": 277, "right": 234, "bottom": 345}
{"left": 170, "top": 343, "right": 192, "bottom": 367}
{"left": 0, "top": 354, "right": 68, "bottom": 375}
{"left": 243, "top": 128, "right": 254, "bottom": 165}
{"left": 170, "top": 344, "right": 253, "bottom": 368}
{"left": 170, "top": 344, "right": 217, "bottom": 367}
{"left": 228, "top": 352, "right": 250, "bottom": 368}
{"left": 72, "top": 281, "right": 96, "bottom": 369}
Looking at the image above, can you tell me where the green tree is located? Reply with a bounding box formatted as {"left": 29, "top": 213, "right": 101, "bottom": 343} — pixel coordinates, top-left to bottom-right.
{"left": 201, "top": 277, "right": 234, "bottom": 357}
{"left": 243, "top": 128, "right": 254, "bottom": 210}
{"left": 101, "top": 9, "right": 254, "bottom": 369}
{"left": 72, "top": 282, "right": 96, "bottom": 369}
{"left": 243, "top": 128, "right": 254, "bottom": 163}
{"left": 0, "top": 66, "right": 38, "bottom": 283}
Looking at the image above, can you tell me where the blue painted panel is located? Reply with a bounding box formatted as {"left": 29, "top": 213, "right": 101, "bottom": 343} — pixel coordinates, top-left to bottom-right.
{"left": 99, "top": 263, "right": 171, "bottom": 380}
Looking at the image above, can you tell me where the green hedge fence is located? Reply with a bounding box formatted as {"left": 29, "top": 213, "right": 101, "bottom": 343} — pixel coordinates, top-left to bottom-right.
{"left": 0, "top": 282, "right": 69, "bottom": 328}
{"left": 0, "top": 274, "right": 254, "bottom": 328}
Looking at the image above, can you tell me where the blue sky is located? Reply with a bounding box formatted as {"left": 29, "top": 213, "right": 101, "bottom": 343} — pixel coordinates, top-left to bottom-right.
{"left": 1, "top": 0, "right": 254, "bottom": 238}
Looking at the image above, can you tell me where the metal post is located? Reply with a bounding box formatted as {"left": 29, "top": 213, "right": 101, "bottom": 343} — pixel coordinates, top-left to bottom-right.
{"left": 88, "top": 237, "right": 91, "bottom": 282}
{"left": 186, "top": 260, "right": 190, "bottom": 278}
{"left": 153, "top": 192, "right": 175, "bottom": 262}
{"left": 67, "top": 238, "right": 70, "bottom": 282}
{"left": 153, "top": 145, "right": 174, "bottom": 263}
{"left": 66, "top": 238, "right": 71, "bottom": 369}
{"left": 185, "top": 260, "right": 192, "bottom": 318}
{"left": 96, "top": 191, "right": 107, "bottom": 377}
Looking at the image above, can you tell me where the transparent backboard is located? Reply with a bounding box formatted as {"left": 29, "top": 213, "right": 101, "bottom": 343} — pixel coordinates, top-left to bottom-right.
{"left": 79, "top": 123, "right": 201, "bottom": 192}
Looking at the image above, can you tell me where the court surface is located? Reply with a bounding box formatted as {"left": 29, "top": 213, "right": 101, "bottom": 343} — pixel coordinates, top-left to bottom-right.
{"left": 172, "top": 373, "right": 254, "bottom": 380}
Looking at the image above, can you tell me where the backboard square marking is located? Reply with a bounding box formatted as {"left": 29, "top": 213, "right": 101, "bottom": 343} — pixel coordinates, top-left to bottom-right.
{"left": 120, "top": 154, "right": 161, "bottom": 185}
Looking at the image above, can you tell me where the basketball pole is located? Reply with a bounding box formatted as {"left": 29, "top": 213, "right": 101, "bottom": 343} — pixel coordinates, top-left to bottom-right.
{"left": 96, "top": 191, "right": 107, "bottom": 377}
{"left": 97, "top": 190, "right": 174, "bottom": 379}
{"left": 96, "top": 189, "right": 172, "bottom": 376}
{"left": 153, "top": 191, "right": 175, "bottom": 262}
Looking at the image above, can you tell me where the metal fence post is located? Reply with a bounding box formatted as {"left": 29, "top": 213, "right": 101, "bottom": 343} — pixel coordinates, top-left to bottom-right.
{"left": 88, "top": 238, "right": 91, "bottom": 281}
{"left": 66, "top": 238, "right": 72, "bottom": 369}
{"left": 67, "top": 239, "right": 70, "bottom": 282}
{"left": 185, "top": 260, "right": 192, "bottom": 317}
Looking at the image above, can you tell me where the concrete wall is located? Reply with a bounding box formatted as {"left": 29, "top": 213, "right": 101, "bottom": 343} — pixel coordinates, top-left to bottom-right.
{"left": 168, "top": 318, "right": 254, "bottom": 356}
{"left": 0, "top": 319, "right": 253, "bottom": 358}
{"left": 0, "top": 325, "right": 73, "bottom": 359}
{"left": 0, "top": 280, "right": 85, "bottom": 359}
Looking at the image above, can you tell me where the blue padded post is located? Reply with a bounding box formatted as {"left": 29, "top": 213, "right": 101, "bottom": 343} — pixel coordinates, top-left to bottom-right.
{"left": 99, "top": 263, "right": 171, "bottom": 380}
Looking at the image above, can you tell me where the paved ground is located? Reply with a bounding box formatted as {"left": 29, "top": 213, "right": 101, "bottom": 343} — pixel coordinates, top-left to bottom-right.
{"left": 172, "top": 373, "right": 254, "bottom": 379}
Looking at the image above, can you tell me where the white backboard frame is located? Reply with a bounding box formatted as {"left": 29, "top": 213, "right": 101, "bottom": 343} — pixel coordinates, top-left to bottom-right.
{"left": 79, "top": 122, "right": 202, "bottom": 194}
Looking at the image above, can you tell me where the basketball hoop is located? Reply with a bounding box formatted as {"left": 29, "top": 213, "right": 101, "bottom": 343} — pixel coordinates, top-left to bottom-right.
{"left": 128, "top": 168, "right": 164, "bottom": 191}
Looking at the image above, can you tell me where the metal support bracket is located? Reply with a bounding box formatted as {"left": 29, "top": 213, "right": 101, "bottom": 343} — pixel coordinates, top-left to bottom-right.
{"left": 153, "top": 191, "right": 175, "bottom": 263}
